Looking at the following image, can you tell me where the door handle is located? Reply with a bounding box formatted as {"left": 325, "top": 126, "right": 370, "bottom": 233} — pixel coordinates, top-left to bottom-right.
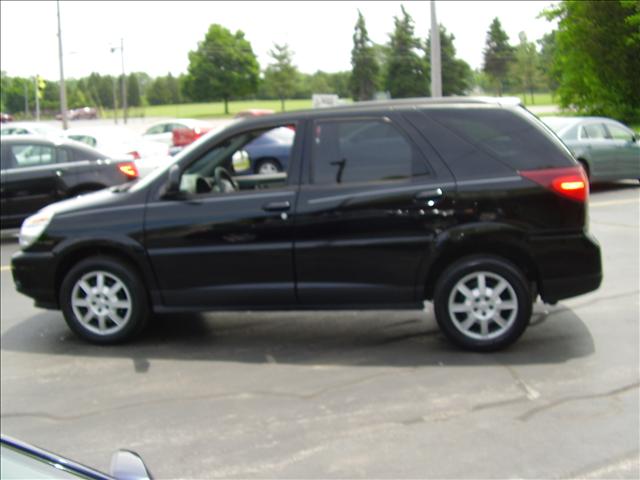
{"left": 414, "top": 188, "right": 443, "bottom": 204}
{"left": 262, "top": 200, "right": 290, "bottom": 212}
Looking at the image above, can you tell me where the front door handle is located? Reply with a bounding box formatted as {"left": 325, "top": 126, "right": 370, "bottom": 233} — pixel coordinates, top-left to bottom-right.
{"left": 262, "top": 200, "right": 290, "bottom": 212}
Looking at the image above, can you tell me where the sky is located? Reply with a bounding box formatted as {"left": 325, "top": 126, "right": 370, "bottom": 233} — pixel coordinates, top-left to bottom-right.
{"left": 0, "top": 1, "right": 558, "bottom": 81}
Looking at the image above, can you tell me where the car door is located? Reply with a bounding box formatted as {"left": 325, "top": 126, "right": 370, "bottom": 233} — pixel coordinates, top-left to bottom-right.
{"left": 604, "top": 122, "right": 640, "bottom": 179}
{"left": 143, "top": 121, "right": 304, "bottom": 308}
{"left": 579, "top": 123, "right": 619, "bottom": 179}
{"left": 293, "top": 114, "right": 455, "bottom": 306}
{"left": 0, "top": 141, "right": 63, "bottom": 226}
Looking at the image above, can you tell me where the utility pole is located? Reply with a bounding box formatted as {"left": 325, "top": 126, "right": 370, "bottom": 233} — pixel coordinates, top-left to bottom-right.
{"left": 120, "top": 38, "right": 127, "bottom": 123}
{"left": 56, "top": 0, "right": 68, "bottom": 129}
{"left": 111, "top": 39, "right": 127, "bottom": 124}
{"left": 430, "top": 0, "right": 442, "bottom": 97}
{"left": 34, "top": 77, "right": 40, "bottom": 121}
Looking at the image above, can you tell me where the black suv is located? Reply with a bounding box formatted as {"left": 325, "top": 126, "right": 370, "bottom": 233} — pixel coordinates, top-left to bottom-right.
{"left": 1, "top": 135, "right": 139, "bottom": 228}
{"left": 11, "top": 98, "right": 602, "bottom": 351}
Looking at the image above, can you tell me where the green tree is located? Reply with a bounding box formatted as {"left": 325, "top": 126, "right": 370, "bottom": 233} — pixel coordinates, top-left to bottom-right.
{"left": 543, "top": 1, "right": 640, "bottom": 122}
{"left": 385, "top": 5, "right": 429, "bottom": 98}
{"left": 126, "top": 73, "right": 141, "bottom": 107}
{"left": 537, "top": 31, "right": 560, "bottom": 96}
{"left": 263, "top": 43, "right": 298, "bottom": 111}
{"left": 426, "top": 25, "right": 473, "bottom": 96}
{"left": 350, "top": 10, "right": 379, "bottom": 101}
{"left": 512, "top": 32, "right": 540, "bottom": 104}
{"left": 483, "top": 18, "right": 515, "bottom": 96}
{"left": 184, "top": 24, "right": 259, "bottom": 114}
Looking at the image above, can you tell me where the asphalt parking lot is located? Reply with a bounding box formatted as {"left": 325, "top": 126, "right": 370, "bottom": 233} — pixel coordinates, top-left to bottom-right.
{"left": 1, "top": 182, "right": 638, "bottom": 478}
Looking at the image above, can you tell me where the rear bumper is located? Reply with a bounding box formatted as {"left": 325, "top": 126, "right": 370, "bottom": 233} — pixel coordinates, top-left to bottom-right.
{"left": 531, "top": 231, "right": 603, "bottom": 302}
{"left": 11, "top": 250, "right": 59, "bottom": 309}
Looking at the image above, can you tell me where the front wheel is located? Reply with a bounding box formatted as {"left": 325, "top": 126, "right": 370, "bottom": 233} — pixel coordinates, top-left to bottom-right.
{"left": 59, "top": 256, "right": 149, "bottom": 344}
{"left": 433, "top": 256, "right": 532, "bottom": 351}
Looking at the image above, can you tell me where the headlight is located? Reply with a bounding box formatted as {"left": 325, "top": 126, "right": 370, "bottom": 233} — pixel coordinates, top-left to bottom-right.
{"left": 19, "top": 211, "right": 53, "bottom": 249}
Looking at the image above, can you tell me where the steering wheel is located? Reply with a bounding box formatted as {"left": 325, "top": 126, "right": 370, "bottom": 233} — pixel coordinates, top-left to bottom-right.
{"left": 213, "top": 166, "right": 238, "bottom": 193}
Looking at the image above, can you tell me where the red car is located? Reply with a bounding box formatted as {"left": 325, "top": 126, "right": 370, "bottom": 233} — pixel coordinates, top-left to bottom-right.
{"left": 56, "top": 107, "right": 98, "bottom": 121}
{"left": 1, "top": 112, "right": 14, "bottom": 123}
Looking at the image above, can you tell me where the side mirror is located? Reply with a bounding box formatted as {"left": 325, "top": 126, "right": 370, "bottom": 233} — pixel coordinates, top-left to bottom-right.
{"left": 164, "top": 164, "right": 181, "bottom": 197}
{"left": 110, "top": 450, "right": 153, "bottom": 480}
{"left": 232, "top": 150, "right": 251, "bottom": 173}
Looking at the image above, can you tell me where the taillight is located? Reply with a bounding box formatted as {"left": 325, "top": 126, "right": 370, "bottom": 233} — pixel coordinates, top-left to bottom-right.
{"left": 519, "top": 166, "right": 588, "bottom": 202}
{"left": 118, "top": 162, "right": 139, "bottom": 179}
{"left": 127, "top": 150, "right": 141, "bottom": 160}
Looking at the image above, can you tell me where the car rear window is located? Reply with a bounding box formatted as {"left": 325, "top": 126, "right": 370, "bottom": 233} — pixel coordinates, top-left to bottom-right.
{"left": 409, "top": 107, "right": 575, "bottom": 174}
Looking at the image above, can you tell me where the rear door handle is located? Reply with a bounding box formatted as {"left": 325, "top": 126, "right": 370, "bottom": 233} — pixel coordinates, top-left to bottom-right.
{"left": 262, "top": 200, "right": 290, "bottom": 212}
{"left": 414, "top": 188, "right": 443, "bottom": 203}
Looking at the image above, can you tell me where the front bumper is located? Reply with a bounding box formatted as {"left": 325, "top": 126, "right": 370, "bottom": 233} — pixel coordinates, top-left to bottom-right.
{"left": 11, "top": 250, "right": 59, "bottom": 309}
{"left": 531, "top": 231, "right": 603, "bottom": 302}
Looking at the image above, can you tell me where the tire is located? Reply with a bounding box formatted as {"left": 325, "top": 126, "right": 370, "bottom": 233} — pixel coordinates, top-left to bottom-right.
{"left": 433, "top": 255, "right": 532, "bottom": 352}
{"left": 59, "top": 256, "right": 149, "bottom": 344}
{"left": 256, "top": 159, "right": 281, "bottom": 175}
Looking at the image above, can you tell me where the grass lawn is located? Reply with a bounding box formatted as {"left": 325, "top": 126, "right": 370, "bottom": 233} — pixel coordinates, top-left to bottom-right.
{"left": 102, "top": 99, "right": 314, "bottom": 119}
{"left": 507, "top": 92, "right": 557, "bottom": 106}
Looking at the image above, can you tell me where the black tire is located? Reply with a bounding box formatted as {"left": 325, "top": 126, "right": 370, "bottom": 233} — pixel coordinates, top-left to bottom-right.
{"left": 577, "top": 159, "right": 590, "bottom": 182}
{"left": 433, "top": 255, "right": 532, "bottom": 352}
{"left": 59, "top": 256, "right": 149, "bottom": 344}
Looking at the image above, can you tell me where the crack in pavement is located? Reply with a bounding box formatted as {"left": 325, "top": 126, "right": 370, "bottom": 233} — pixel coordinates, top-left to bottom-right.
{"left": 517, "top": 381, "right": 640, "bottom": 422}
{"left": 0, "top": 371, "right": 396, "bottom": 423}
{"left": 562, "top": 449, "right": 640, "bottom": 479}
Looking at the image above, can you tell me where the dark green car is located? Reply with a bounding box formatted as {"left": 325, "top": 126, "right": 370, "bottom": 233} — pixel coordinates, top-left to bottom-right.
{"left": 543, "top": 116, "right": 640, "bottom": 182}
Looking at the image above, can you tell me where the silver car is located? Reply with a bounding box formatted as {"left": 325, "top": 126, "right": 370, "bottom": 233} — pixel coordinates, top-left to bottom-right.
{"left": 543, "top": 116, "right": 639, "bottom": 182}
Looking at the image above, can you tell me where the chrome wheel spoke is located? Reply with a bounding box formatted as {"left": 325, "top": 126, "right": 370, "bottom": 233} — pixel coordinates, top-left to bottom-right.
{"left": 451, "top": 304, "right": 471, "bottom": 313}
{"left": 456, "top": 284, "right": 474, "bottom": 301}
{"left": 477, "top": 273, "right": 486, "bottom": 295}
{"left": 460, "top": 316, "right": 476, "bottom": 330}
{"left": 480, "top": 320, "right": 489, "bottom": 336}
{"left": 497, "top": 301, "right": 517, "bottom": 311}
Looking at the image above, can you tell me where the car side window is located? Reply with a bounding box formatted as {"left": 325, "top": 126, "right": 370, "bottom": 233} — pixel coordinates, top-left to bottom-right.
{"left": 179, "top": 124, "right": 296, "bottom": 196}
{"left": 10, "top": 144, "right": 56, "bottom": 168}
{"left": 145, "top": 125, "right": 166, "bottom": 135}
{"left": 312, "top": 119, "right": 419, "bottom": 185}
{"left": 606, "top": 123, "right": 634, "bottom": 142}
{"left": 581, "top": 124, "right": 608, "bottom": 140}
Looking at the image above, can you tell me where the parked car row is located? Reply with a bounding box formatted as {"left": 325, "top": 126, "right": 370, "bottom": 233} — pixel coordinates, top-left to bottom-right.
{"left": 55, "top": 106, "right": 99, "bottom": 120}
{"left": 1, "top": 135, "right": 139, "bottom": 229}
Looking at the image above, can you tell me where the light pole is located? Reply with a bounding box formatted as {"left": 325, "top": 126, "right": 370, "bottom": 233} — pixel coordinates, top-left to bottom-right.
{"left": 56, "top": 0, "right": 68, "bottom": 129}
{"left": 110, "top": 39, "right": 127, "bottom": 124}
{"left": 430, "top": 0, "right": 442, "bottom": 98}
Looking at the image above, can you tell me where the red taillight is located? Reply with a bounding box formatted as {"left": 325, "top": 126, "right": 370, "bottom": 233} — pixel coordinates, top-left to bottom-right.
{"left": 127, "top": 150, "right": 141, "bottom": 160}
{"left": 519, "top": 166, "right": 589, "bottom": 202}
{"left": 118, "top": 162, "right": 139, "bottom": 179}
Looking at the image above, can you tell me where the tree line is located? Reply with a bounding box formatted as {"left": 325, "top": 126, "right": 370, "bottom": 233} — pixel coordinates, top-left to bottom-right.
{"left": 1, "top": 1, "right": 637, "bottom": 122}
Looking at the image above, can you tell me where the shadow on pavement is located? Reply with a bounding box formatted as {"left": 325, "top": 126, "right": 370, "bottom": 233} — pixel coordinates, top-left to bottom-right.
{"left": 0, "top": 303, "right": 594, "bottom": 368}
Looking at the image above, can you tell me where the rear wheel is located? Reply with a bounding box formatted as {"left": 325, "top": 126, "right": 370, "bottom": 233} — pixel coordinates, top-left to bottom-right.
{"left": 59, "top": 256, "right": 149, "bottom": 344}
{"left": 433, "top": 256, "right": 532, "bottom": 351}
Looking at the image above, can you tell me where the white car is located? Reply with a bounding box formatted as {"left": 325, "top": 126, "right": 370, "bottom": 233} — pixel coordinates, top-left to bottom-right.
{"left": 63, "top": 127, "right": 172, "bottom": 177}
{"left": 0, "top": 122, "right": 63, "bottom": 138}
{"left": 142, "top": 119, "right": 212, "bottom": 146}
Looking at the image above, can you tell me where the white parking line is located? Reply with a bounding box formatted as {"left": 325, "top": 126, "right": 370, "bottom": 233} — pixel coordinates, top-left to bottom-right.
{"left": 590, "top": 198, "right": 640, "bottom": 208}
